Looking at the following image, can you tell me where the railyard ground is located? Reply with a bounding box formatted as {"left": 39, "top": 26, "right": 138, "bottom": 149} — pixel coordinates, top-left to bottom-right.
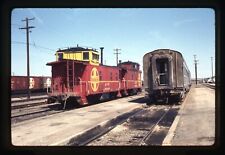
{"left": 11, "top": 84, "right": 215, "bottom": 146}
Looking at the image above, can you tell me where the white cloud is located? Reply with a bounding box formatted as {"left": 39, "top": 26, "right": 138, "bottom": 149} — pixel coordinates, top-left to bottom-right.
{"left": 173, "top": 19, "right": 197, "bottom": 27}
{"left": 28, "top": 9, "right": 44, "bottom": 25}
{"left": 148, "top": 31, "right": 170, "bottom": 47}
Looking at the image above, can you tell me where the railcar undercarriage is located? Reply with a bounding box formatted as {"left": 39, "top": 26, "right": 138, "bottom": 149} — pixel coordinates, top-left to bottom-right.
{"left": 147, "top": 89, "right": 185, "bottom": 104}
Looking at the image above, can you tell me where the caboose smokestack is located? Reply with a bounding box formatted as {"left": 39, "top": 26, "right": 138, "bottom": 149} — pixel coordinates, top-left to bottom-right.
{"left": 100, "top": 47, "right": 104, "bottom": 65}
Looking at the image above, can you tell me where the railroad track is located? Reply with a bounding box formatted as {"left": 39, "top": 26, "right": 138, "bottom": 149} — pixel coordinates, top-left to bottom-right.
{"left": 81, "top": 104, "right": 179, "bottom": 146}
{"left": 11, "top": 101, "right": 65, "bottom": 124}
{"left": 11, "top": 94, "right": 144, "bottom": 125}
{"left": 11, "top": 95, "right": 68, "bottom": 124}
{"left": 11, "top": 99, "right": 48, "bottom": 110}
{"left": 203, "top": 83, "right": 215, "bottom": 89}
{"left": 11, "top": 94, "right": 48, "bottom": 103}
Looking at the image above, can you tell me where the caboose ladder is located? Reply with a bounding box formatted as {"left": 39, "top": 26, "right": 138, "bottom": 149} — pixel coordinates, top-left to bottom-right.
{"left": 66, "top": 60, "right": 75, "bottom": 92}
{"left": 64, "top": 60, "right": 74, "bottom": 109}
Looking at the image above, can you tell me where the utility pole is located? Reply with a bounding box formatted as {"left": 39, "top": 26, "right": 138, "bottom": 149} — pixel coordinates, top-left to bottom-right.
{"left": 211, "top": 57, "right": 213, "bottom": 80}
{"left": 114, "top": 48, "right": 121, "bottom": 66}
{"left": 194, "top": 55, "right": 199, "bottom": 85}
{"left": 19, "top": 17, "right": 35, "bottom": 99}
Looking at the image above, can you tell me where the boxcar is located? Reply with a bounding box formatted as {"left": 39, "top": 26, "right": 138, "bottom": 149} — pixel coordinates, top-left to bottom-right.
{"left": 143, "top": 49, "right": 191, "bottom": 103}
{"left": 11, "top": 76, "right": 51, "bottom": 94}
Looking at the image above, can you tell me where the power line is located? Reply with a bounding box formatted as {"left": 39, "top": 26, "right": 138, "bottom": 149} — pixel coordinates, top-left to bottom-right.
{"left": 12, "top": 41, "right": 55, "bottom": 52}
{"left": 12, "top": 23, "right": 24, "bottom": 27}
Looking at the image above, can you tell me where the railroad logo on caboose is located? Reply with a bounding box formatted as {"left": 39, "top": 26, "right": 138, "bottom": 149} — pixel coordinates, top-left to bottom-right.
{"left": 90, "top": 67, "right": 99, "bottom": 91}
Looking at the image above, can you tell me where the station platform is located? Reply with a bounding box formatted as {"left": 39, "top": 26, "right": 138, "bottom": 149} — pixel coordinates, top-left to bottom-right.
{"left": 163, "top": 84, "right": 215, "bottom": 146}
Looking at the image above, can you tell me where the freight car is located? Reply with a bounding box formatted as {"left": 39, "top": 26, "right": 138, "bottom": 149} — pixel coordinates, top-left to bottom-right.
{"left": 11, "top": 76, "right": 51, "bottom": 94}
{"left": 143, "top": 49, "right": 191, "bottom": 103}
{"left": 46, "top": 46, "right": 142, "bottom": 108}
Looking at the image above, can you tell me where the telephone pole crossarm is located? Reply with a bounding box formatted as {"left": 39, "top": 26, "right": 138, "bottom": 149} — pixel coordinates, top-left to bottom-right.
{"left": 114, "top": 48, "right": 121, "bottom": 66}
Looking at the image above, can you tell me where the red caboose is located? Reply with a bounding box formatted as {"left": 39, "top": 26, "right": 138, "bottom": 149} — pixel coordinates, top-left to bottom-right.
{"left": 46, "top": 46, "right": 141, "bottom": 107}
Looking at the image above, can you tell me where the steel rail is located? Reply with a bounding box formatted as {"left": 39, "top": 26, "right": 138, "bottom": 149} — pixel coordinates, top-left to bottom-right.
{"left": 138, "top": 105, "right": 174, "bottom": 145}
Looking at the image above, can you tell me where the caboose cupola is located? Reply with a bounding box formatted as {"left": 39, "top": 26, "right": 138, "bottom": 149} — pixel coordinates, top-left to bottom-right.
{"left": 55, "top": 46, "right": 100, "bottom": 66}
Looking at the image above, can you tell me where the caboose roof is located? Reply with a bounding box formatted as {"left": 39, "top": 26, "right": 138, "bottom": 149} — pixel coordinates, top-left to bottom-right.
{"left": 56, "top": 46, "right": 99, "bottom": 53}
{"left": 118, "top": 61, "right": 139, "bottom": 66}
{"left": 46, "top": 60, "right": 89, "bottom": 66}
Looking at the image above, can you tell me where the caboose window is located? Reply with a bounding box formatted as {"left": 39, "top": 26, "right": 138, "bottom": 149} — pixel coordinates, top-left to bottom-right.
{"left": 133, "top": 64, "right": 138, "bottom": 69}
{"left": 83, "top": 52, "right": 89, "bottom": 60}
{"left": 156, "top": 58, "right": 169, "bottom": 85}
{"left": 58, "top": 53, "right": 63, "bottom": 61}
{"left": 99, "top": 71, "right": 102, "bottom": 81}
{"left": 110, "top": 72, "right": 113, "bottom": 81}
{"left": 92, "top": 53, "right": 99, "bottom": 61}
{"left": 115, "top": 73, "right": 118, "bottom": 80}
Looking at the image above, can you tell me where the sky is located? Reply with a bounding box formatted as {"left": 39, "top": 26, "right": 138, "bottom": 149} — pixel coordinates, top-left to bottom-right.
{"left": 11, "top": 8, "right": 215, "bottom": 79}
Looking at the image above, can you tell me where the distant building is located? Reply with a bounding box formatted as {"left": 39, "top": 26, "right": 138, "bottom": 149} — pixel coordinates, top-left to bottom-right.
{"left": 203, "top": 76, "right": 215, "bottom": 83}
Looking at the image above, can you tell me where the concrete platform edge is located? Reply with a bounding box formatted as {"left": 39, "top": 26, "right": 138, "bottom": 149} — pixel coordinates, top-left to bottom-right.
{"left": 162, "top": 88, "right": 192, "bottom": 146}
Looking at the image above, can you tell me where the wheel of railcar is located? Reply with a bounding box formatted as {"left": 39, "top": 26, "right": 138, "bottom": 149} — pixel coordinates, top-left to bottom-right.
{"left": 62, "top": 97, "right": 79, "bottom": 109}
{"left": 95, "top": 94, "right": 102, "bottom": 102}
{"left": 134, "top": 89, "right": 138, "bottom": 95}
{"left": 148, "top": 95, "right": 156, "bottom": 104}
{"left": 120, "top": 90, "right": 127, "bottom": 97}
{"left": 109, "top": 92, "right": 117, "bottom": 99}
{"left": 127, "top": 89, "right": 135, "bottom": 96}
{"left": 165, "top": 97, "right": 169, "bottom": 104}
{"left": 130, "top": 89, "right": 137, "bottom": 95}
{"left": 173, "top": 94, "right": 182, "bottom": 104}
{"left": 137, "top": 88, "right": 142, "bottom": 93}
{"left": 47, "top": 97, "right": 55, "bottom": 104}
{"left": 87, "top": 94, "right": 102, "bottom": 104}
{"left": 128, "top": 90, "right": 132, "bottom": 96}
{"left": 168, "top": 96, "right": 175, "bottom": 104}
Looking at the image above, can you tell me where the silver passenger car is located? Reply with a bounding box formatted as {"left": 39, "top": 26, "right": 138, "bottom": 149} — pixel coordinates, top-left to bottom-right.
{"left": 143, "top": 49, "right": 191, "bottom": 103}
